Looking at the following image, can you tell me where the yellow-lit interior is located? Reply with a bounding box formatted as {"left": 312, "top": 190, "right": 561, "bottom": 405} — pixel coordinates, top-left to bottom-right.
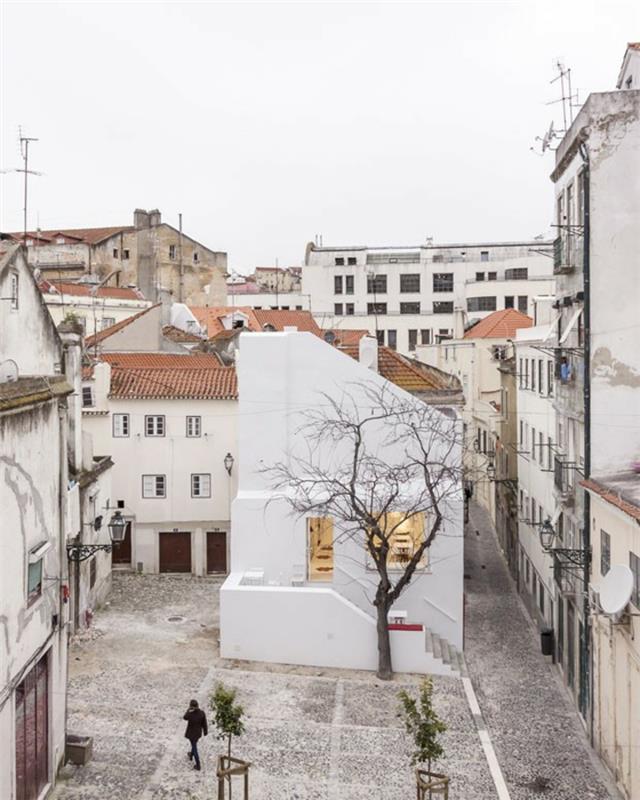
{"left": 372, "top": 512, "right": 426, "bottom": 568}
{"left": 308, "top": 517, "right": 334, "bottom": 581}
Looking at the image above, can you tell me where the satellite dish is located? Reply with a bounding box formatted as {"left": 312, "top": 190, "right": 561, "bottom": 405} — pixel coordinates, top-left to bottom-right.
{"left": 598, "top": 564, "right": 634, "bottom": 620}
{"left": 323, "top": 330, "right": 336, "bottom": 345}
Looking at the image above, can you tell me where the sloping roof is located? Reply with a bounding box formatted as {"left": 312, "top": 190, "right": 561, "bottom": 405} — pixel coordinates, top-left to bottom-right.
{"left": 7, "top": 226, "right": 134, "bottom": 246}
{"left": 40, "top": 280, "right": 145, "bottom": 301}
{"left": 227, "top": 282, "right": 262, "bottom": 295}
{"left": 325, "top": 329, "right": 370, "bottom": 346}
{"left": 582, "top": 477, "right": 640, "bottom": 522}
{"left": 338, "top": 344, "right": 459, "bottom": 394}
{"left": 252, "top": 309, "right": 321, "bottom": 335}
{"left": 0, "top": 375, "right": 72, "bottom": 412}
{"left": 109, "top": 366, "right": 237, "bottom": 400}
{"left": 98, "top": 352, "right": 222, "bottom": 370}
{"left": 162, "top": 325, "right": 203, "bottom": 343}
{"left": 85, "top": 303, "right": 160, "bottom": 348}
{"left": 463, "top": 309, "right": 533, "bottom": 339}
{"left": 191, "top": 305, "right": 322, "bottom": 338}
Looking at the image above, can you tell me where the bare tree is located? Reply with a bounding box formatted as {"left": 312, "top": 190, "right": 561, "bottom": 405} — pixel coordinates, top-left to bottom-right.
{"left": 262, "top": 381, "right": 463, "bottom": 680}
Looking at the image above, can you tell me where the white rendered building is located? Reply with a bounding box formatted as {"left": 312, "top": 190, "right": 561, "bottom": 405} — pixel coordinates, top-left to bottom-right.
{"left": 303, "top": 240, "right": 554, "bottom": 356}
{"left": 82, "top": 355, "right": 237, "bottom": 575}
{"left": 514, "top": 315, "right": 557, "bottom": 632}
{"left": 220, "top": 331, "right": 464, "bottom": 675}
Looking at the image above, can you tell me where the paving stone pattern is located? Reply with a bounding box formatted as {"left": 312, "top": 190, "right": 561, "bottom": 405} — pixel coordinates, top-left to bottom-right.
{"left": 464, "top": 502, "right": 620, "bottom": 800}
{"left": 51, "top": 574, "right": 490, "bottom": 799}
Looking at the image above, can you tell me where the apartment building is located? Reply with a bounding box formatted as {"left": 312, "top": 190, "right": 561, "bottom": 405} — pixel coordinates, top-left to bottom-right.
{"left": 303, "top": 240, "right": 554, "bottom": 356}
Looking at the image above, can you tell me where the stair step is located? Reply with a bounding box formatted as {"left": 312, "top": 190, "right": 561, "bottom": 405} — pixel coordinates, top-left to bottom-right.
{"left": 424, "top": 630, "right": 434, "bottom": 653}
{"left": 431, "top": 634, "right": 443, "bottom": 660}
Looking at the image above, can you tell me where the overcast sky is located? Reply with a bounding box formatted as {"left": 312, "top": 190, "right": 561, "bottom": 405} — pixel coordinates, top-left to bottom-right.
{"left": 1, "top": 1, "right": 638, "bottom": 272}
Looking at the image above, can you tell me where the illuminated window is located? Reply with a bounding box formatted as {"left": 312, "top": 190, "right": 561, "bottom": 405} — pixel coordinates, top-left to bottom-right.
{"left": 371, "top": 512, "right": 427, "bottom": 569}
{"left": 307, "top": 517, "right": 333, "bottom": 581}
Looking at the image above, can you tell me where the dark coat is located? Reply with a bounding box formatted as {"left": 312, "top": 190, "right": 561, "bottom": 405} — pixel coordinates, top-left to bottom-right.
{"left": 183, "top": 708, "right": 208, "bottom": 741}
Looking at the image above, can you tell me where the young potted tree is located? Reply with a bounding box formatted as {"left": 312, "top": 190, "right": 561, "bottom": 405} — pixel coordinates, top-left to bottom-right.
{"left": 398, "top": 677, "right": 448, "bottom": 799}
{"left": 209, "top": 682, "right": 250, "bottom": 799}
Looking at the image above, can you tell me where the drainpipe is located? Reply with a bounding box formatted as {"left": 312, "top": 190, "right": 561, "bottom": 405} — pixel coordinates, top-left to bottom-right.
{"left": 578, "top": 139, "right": 592, "bottom": 737}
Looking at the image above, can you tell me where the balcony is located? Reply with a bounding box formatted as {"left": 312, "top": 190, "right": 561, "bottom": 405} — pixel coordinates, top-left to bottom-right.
{"left": 553, "top": 235, "right": 583, "bottom": 275}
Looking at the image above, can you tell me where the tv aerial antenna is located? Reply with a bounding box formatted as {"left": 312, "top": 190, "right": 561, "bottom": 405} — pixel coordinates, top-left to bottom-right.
{"left": 531, "top": 59, "right": 579, "bottom": 155}
{"left": 0, "top": 127, "right": 43, "bottom": 242}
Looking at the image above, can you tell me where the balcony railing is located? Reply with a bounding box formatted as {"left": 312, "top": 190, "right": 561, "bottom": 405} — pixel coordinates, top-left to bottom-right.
{"left": 553, "top": 235, "right": 584, "bottom": 275}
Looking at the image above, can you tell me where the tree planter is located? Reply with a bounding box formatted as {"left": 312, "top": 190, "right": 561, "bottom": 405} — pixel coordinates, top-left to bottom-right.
{"left": 416, "top": 767, "right": 449, "bottom": 799}
{"left": 65, "top": 734, "right": 93, "bottom": 765}
{"left": 216, "top": 755, "right": 251, "bottom": 800}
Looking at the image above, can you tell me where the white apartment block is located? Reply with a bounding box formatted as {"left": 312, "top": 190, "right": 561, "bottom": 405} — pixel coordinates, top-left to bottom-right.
{"left": 514, "top": 319, "right": 557, "bottom": 633}
{"left": 303, "top": 240, "right": 554, "bottom": 356}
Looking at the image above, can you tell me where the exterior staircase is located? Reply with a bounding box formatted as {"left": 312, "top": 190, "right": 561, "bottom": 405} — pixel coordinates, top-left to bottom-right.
{"left": 424, "top": 628, "right": 467, "bottom": 677}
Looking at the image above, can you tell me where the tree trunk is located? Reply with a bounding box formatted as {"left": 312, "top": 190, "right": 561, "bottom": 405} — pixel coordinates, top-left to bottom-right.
{"left": 227, "top": 734, "right": 232, "bottom": 800}
{"left": 376, "top": 600, "right": 393, "bottom": 680}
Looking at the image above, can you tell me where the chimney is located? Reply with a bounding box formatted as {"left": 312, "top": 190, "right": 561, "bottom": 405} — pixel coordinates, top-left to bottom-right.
{"left": 134, "top": 208, "right": 150, "bottom": 230}
{"left": 149, "top": 209, "right": 162, "bottom": 227}
{"left": 453, "top": 307, "right": 466, "bottom": 340}
{"left": 359, "top": 335, "right": 378, "bottom": 372}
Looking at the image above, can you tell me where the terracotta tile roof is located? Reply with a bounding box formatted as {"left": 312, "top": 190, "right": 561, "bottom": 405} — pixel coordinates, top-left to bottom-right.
{"left": 338, "top": 344, "right": 457, "bottom": 393}
{"left": 191, "top": 306, "right": 322, "bottom": 338}
{"left": 463, "top": 309, "right": 533, "bottom": 339}
{"left": 252, "top": 309, "right": 321, "bottom": 335}
{"left": 85, "top": 304, "right": 160, "bottom": 348}
{"left": 7, "top": 226, "right": 134, "bottom": 245}
{"left": 110, "top": 366, "right": 237, "bottom": 400}
{"left": 325, "top": 329, "right": 370, "bottom": 346}
{"left": 162, "top": 325, "right": 203, "bottom": 343}
{"left": 227, "top": 282, "right": 263, "bottom": 294}
{"left": 40, "top": 280, "right": 145, "bottom": 301}
{"left": 98, "top": 352, "right": 222, "bottom": 369}
{"left": 581, "top": 478, "right": 640, "bottom": 522}
{"left": 210, "top": 328, "right": 242, "bottom": 341}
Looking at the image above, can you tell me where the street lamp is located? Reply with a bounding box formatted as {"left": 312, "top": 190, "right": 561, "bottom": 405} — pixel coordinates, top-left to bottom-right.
{"left": 539, "top": 518, "right": 556, "bottom": 551}
{"left": 107, "top": 511, "right": 127, "bottom": 544}
{"left": 224, "top": 452, "right": 234, "bottom": 476}
{"left": 487, "top": 461, "right": 496, "bottom": 481}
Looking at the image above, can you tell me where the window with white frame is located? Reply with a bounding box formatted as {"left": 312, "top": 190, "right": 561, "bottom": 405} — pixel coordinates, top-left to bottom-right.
{"left": 145, "top": 415, "right": 165, "bottom": 436}
{"left": 10, "top": 272, "right": 19, "bottom": 309}
{"left": 191, "top": 473, "right": 211, "bottom": 498}
{"left": 82, "top": 385, "right": 94, "bottom": 408}
{"left": 142, "top": 474, "right": 166, "bottom": 498}
{"left": 630, "top": 551, "right": 640, "bottom": 608}
{"left": 113, "top": 413, "right": 130, "bottom": 437}
{"left": 600, "top": 530, "right": 611, "bottom": 576}
{"left": 101, "top": 317, "right": 116, "bottom": 330}
{"left": 186, "top": 416, "right": 201, "bottom": 437}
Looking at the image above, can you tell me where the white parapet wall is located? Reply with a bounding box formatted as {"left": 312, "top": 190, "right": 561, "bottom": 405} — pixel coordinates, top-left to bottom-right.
{"left": 220, "top": 573, "right": 456, "bottom": 675}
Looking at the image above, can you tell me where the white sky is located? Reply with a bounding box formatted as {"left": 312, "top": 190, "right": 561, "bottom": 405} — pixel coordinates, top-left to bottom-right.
{"left": 1, "top": 1, "right": 638, "bottom": 272}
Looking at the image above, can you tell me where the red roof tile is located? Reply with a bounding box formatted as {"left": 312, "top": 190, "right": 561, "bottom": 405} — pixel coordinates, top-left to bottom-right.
{"left": 41, "top": 280, "right": 145, "bottom": 301}
{"left": 191, "top": 306, "right": 322, "bottom": 337}
{"left": 99, "top": 352, "right": 222, "bottom": 369}
{"left": 162, "top": 325, "right": 203, "bottom": 343}
{"left": 110, "top": 366, "right": 237, "bottom": 400}
{"left": 338, "top": 343, "right": 458, "bottom": 393}
{"left": 581, "top": 479, "right": 640, "bottom": 522}
{"left": 463, "top": 309, "right": 533, "bottom": 339}
{"left": 325, "top": 329, "right": 370, "bottom": 346}
{"left": 252, "top": 309, "right": 321, "bottom": 335}
{"left": 8, "top": 226, "right": 134, "bottom": 246}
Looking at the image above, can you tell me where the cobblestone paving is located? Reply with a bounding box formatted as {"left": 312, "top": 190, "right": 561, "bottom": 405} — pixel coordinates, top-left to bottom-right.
{"left": 464, "top": 502, "right": 620, "bottom": 800}
{"left": 51, "top": 573, "right": 491, "bottom": 800}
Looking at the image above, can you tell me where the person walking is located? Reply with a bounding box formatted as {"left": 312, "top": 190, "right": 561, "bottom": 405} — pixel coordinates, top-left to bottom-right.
{"left": 183, "top": 699, "right": 208, "bottom": 771}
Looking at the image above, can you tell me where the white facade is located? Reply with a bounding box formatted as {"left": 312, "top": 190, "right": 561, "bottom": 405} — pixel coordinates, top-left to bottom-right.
{"left": 226, "top": 289, "right": 309, "bottom": 311}
{"left": 42, "top": 287, "right": 151, "bottom": 339}
{"left": 221, "top": 331, "right": 464, "bottom": 675}
{"left": 515, "top": 322, "right": 557, "bottom": 630}
{"left": 82, "top": 364, "right": 237, "bottom": 576}
{"left": 303, "top": 241, "right": 554, "bottom": 356}
{"left": 0, "top": 245, "right": 73, "bottom": 800}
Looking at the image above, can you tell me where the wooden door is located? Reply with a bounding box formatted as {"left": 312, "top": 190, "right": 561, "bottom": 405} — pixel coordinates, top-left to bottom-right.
{"left": 15, "top": 653, "right": 48, "bottom": 800}
{"left": 112, "top": 521, "right": 132, "bottom": 565}
{"left": 159, "top": 532, "right": 192, "bottom": 573}
{"left": 206, "top": 531, "right": 227, "bottom": 573}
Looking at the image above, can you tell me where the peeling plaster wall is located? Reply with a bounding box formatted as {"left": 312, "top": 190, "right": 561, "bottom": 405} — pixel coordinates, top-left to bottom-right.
{"left": 588, "top": 91, "right": 640, "bottom": 474}
{"left": 0, "top": 400, "right": 68, "bottom": 798}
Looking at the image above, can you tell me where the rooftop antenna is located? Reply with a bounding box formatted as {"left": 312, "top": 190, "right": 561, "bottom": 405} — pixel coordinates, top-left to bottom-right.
{"left": 548, "top": 59, "right": 578, "bottom": 131}
{"left": 0, "top": 128, "right": 43, "bottom": 243}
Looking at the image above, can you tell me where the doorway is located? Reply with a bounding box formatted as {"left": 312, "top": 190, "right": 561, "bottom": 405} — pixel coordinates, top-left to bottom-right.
{"left": 206, "top": 531, "right": 227, "bottom": 573}
{"left": 112, "top": 520, "right": 132, "bottom": 565}
{"left": 15, "top": 652, "right": 49, "bottom": 800}
{"left": 159, "top": 532, "right": 192, "bottom": 573}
